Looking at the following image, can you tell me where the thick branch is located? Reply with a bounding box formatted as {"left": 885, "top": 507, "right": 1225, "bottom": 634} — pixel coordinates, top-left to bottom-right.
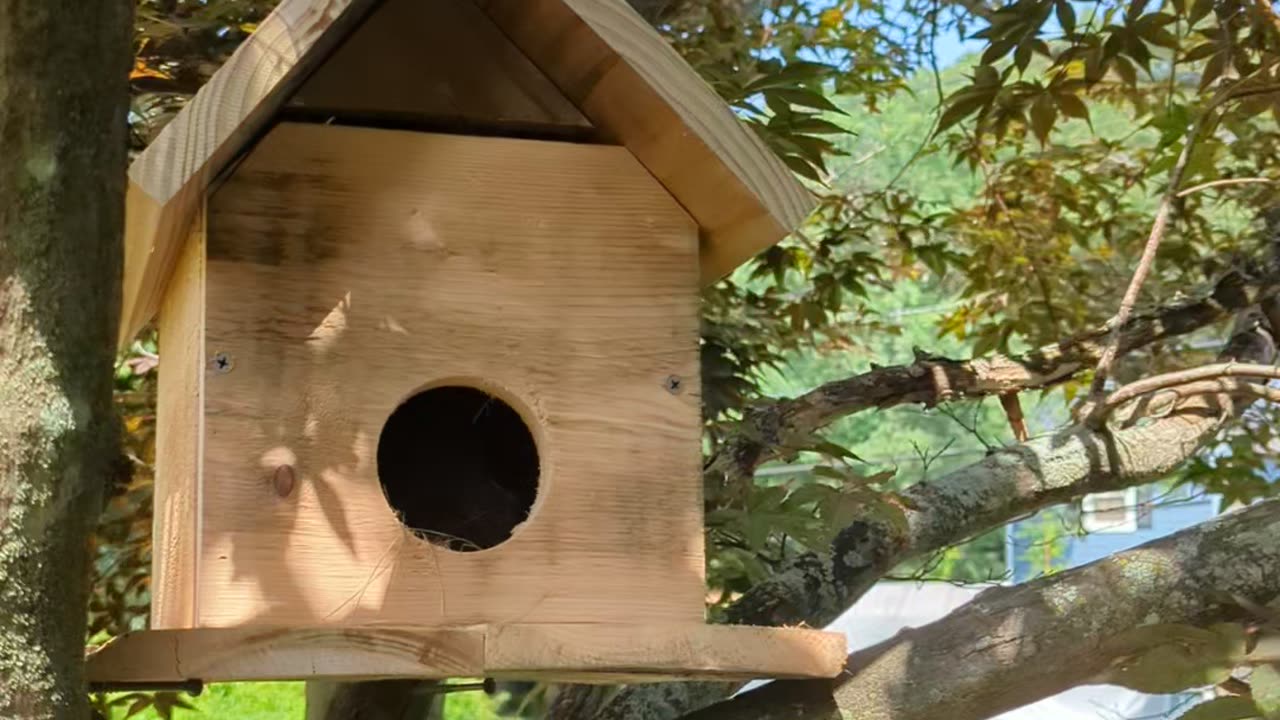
{"left": 684, "top": 497, "right": 1280, "bottom": 720}
{"left": 710, "top": 268, "right": 1276, "bottom": 483}
{"left": 577, "top": 304, "right": 1277, "bottom": 720}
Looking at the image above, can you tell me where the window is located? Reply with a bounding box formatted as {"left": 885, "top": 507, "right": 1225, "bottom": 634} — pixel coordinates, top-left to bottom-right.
{"left": 1081, "top": 488, "right": 1139, "bottom": 534}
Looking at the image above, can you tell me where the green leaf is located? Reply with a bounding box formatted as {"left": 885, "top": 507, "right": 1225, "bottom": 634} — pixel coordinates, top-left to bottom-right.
{"left": 748, "top": 485, "right": 788, "bottom": 513}
{"left": 1054, "top": 92, "right": 1091, "bottom": 122}
{"left": 787, "top": 117, "right": 850, "bottom": 135}
{"left": 1015, "top": 43, "right": 1034, "bottom": 73}
{"left": 1189, "top": 0, "right": 1215, "bottom": 24}
{"left": 982, "top": 38, "right": 1017, "bottom": 65}
{"left": 1137, "top": 21, "right": 1180, "bottom": 49}
{"left": 742, "top": 61, "right": 837, "bottom": 93}
{"left": 1183, "top": 42, "right": 1217, "bottom": 62}
{"left": 1201, "top": 53, "right": 1227, "bottom": 91}
{"left": 124, "top": 697, "right": 153, "bottom": 719}
{"left": 1178, "top": 697, "right": 1262, "bottom": 720}
{"left": 811, "top": 465, "right": 848, "bottom": 481}
{"left": 770, "top": 88, "right": 845, "bottom": 114}
{"left": 937, "top": 91, "right": 992, "bottom": 133}
{"left": 972, "top": 327, "right": 1003, "bottom": 358}
{"left": 1149, "top": 103, "right": 1192, "bottom": 147}
{"left": 782, "top": 154, "right": 824, "bottom": 182}
{"left": 1252, "top": 663, "right": 1280, "bottom": 718}
{"left": 813, "top": 439, "right": 866, "bottom": 463}
{"left": 1030, "top": 93, "right": 1058, "bottom": 145}
{"left": 1056, "top": 0, "right": 1077, "bottom": 36}
{"left": 1113, "top": 55, "right": 1139, "bottom": 85}
{"left": 974, "top": 64, "right": 1001, "bottom": 87}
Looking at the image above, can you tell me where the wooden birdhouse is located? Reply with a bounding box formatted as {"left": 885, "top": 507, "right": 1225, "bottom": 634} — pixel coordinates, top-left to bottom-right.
{"left": 91, "top": 0, "right": 847, "bottom": 685}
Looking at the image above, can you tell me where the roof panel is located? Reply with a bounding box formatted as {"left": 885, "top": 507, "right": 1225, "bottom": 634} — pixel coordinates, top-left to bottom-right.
{"left": 119, "top": 0, "right": 816, "bottom": 347}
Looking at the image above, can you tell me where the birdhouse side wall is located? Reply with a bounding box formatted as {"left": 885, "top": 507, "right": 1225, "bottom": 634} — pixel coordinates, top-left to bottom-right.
{"left": 189, "top": 123, "right": 706, "bottom": 628}
{"left": 151, "top": 208, "right": 207, "bottom": 630}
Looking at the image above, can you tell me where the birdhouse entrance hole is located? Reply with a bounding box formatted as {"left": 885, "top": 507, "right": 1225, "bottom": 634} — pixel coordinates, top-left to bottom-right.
{"left": 376, "top": 385, "right": 539, "bottom": 552}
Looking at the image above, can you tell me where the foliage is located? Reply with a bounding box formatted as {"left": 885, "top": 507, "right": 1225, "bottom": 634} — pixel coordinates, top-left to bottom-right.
{"left": 96, "top": 682, "right": 510, "bottom": 720}
{"left": 100, "top": 683, "right": 300, "bottom": 720}
{"left": 1183, "top": 401, "right": 1280, "bottom": 510}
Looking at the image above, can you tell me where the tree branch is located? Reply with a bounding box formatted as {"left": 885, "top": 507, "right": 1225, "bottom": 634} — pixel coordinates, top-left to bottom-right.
{"left": 1177, "top": 177, "right": 1275, "bottom": 197}
{"left": 710, "top": 267, "right": 1278, "bottom": 485}
{"left": 682, "top": 496, "right": 1280, "bottom": 720}
{"left": 573, "top": 302, "right": 1277, "bottom": 720}
{"left": 1102, "top": 362, "right": 1280, "bottom": 419}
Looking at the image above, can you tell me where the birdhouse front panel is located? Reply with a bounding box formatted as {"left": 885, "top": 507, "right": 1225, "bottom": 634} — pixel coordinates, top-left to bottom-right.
{"left": 158, "top": 122, "right": 707, "bottom": 629}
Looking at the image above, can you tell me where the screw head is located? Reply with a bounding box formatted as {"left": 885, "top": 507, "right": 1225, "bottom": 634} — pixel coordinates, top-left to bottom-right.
{"left": 210, "top": 352, "right": 233, "bottom": 373}
{"left": 663, "top": 375, "right": 683, "bottom": 394}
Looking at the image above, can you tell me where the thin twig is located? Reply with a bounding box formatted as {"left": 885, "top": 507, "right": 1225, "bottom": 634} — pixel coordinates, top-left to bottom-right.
{"left": 937, "top": 401, "right": 994, "bottom": 449}
{"left": 1176, "top": 177, "right": 1275, "bottom": 197}
{"left": 1103, "top": 362, "right": 1280, "bottom": 407}
{"left": 1087, "top": 111, "right": 1212, "bottom": 398}
{"left": 882, "top": 0, "right": 946, "bottom": 191}
{"left": 1099, "top": 363, "right": 1280, "bottom": 420}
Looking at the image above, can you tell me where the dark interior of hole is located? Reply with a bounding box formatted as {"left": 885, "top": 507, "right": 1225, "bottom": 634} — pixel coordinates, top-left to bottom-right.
{"left": 377, "top": 386, "right": 539, "bottom": 551}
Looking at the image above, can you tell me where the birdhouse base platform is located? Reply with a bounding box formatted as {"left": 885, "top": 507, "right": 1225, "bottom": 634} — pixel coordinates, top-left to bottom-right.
{"left": 86, "top": 623, "right": 846, "bottom": 684}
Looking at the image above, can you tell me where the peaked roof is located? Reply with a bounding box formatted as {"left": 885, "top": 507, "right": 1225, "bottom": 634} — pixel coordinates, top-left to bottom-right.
{"left": 120, "top": 0, "right": 815, "bottom": 346}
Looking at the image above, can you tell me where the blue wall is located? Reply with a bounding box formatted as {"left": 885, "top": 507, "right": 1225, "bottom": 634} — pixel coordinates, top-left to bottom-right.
{"left": 1006, "top": 485, "right": 1218, "bottom": 582}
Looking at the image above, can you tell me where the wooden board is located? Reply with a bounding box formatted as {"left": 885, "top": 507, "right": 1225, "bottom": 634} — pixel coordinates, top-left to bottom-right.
{"left": 474, "top": 0, "right": 816, "bottom": 284}
{"left": 120, "top": 0, "right": 814, "bottom": 347}
{"left": 150, "top": 209, "right": 206, "bottom": 629}
{"left": 86, "top": 624, "right": 847, "bottom": 683}
{"left": 288, "top": 0, "right": 591, "bottom": 136}
{"left": 120, "top": 0, "right": 381, "bottom": 347}
{"left": 197, "top": 124, "right": 706, "bottom": 628}
{"left": 483, "top": 624, "right": 847, "bottom": 680}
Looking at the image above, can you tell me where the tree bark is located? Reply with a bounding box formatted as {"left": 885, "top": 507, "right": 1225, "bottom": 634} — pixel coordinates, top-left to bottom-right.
{"left": 567, "top": 302, "right": 1278, "bottom": 720}
{"left": 0, "top": 1, "right": 131, "bottom": 717}
{"left": 683, "top": 496, "right": 1280, "bottom": 720}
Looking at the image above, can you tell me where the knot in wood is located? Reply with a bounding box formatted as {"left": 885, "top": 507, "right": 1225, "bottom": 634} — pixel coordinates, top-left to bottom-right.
{"left": 273, "top": 464, "right": 296, "bottom": 498}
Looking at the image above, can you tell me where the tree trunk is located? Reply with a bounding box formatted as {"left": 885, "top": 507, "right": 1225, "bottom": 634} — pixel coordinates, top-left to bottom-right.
{"left": 0, "top": 1, "right": 131, "bottom": 717}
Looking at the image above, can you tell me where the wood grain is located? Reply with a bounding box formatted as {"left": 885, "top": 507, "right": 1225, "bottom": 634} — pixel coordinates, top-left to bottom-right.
{"left": 199, "top": 123, "right": 706, "bottom": 628}
{"left": 150, "top": 208, "right": 206, "bottom": 629}
{"left": 86, "top": 624, "right": 847, "bottom": 683}
{"left": 485, "top": 624, "right": 847, "bottom": 680}
{"left": 121, "top": 0, "right": 814, "bottom": 346}
{"left": 120, "top": 0, "right": 380, "bottom": 347}
{"left": 474, "top": 0, "right": 816, "bottom": 284}
{"left": 87, "top": 625, "right": 485, "bottom": 683}
{"left": 288, "top": 0, "right": 591, "bottom": 135}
